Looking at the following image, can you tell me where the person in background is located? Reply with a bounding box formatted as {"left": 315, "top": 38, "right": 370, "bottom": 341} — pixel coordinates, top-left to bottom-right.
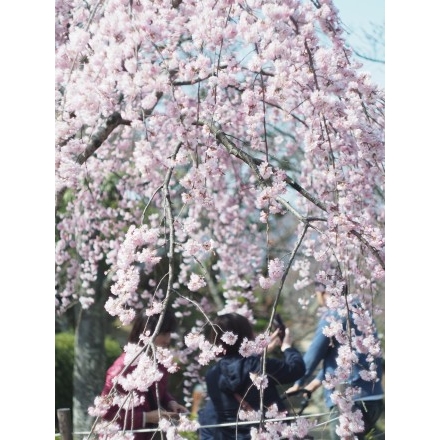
{"left": 100, "top": 308, "right": 187, "bottom": 439}
{"left": 204, "top": 312, "right": 305, "bottom": 440}
{"left": 197, "top": 392, "right": 217, "bottom": 440}
{"left": 286, "top": 281, "right": 384, "bottom": 440}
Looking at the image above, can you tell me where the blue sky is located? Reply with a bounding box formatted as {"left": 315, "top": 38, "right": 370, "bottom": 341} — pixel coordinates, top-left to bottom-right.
{"left": 333, "top": 0, "right": 384, "bottom": 31}
{"left": 333, "top": 0, "right": 385, "bottom": 86}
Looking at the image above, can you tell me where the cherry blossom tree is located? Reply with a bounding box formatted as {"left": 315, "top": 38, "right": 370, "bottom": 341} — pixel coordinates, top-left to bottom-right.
{"left": 55, "top": 0, "right": 384, "bottom": 438}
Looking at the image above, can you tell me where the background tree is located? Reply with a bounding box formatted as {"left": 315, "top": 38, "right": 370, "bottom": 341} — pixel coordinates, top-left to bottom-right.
{"left": 55, "top": 0, "right": 385, "bottom": 437}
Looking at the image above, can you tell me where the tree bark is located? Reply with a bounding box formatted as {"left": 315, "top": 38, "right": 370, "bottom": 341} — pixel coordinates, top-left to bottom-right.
{"left": 72, "top": 261, "right": 111, "bottom": 432}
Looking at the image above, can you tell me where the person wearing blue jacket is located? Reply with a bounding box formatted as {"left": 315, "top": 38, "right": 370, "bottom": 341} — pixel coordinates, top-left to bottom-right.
{"left": 204, "top": 312, "right": 305, "bottom": 440}
{"left": 286, "top": 281, "right": 384, "bottom": 440}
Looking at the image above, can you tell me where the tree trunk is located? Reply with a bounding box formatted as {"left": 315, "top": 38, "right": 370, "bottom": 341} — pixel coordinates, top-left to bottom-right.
{"left": 72, "top": 261, "right": 110, "bottom": 433}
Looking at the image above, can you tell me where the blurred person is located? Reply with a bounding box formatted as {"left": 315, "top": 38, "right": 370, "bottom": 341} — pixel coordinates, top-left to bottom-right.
{"left": 197, "top": 393, "right": 217, "bottom": 440}
{"left": 204, "top": 312, "right": 305, "bottom": 440}
{"left": 99, "top": 307, "right": 187, "bottom": 439}
{"left": 286, "top": 281, "right": 384, "bottom": 440}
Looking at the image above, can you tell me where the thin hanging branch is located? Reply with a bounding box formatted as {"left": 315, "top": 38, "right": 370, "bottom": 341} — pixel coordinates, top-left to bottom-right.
{"left": 162, "top": 142, "right": 182, "bottom": 310}
{"left": 259, "top": 223, "right": 310, "bottom": 425}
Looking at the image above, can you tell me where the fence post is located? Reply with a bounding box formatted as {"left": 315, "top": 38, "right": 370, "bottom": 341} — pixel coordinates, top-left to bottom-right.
{"left": 57, "top": 408, "right": 73, "bottom": 440}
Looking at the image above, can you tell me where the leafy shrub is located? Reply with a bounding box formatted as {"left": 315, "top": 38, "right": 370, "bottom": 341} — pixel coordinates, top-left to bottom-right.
{"left": 104, "top": 337, "right": 123, "bottom": 364}
{"left": 55, "top": 332, "right": 121, "bottom": 428}
{"left": 55, "top": 332, "right": 75, "bottom": 417}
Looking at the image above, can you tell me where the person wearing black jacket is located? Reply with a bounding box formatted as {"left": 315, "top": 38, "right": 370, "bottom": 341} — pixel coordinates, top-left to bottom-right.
{"left": 204, "top": 313, "right": 305, "bottom": 440}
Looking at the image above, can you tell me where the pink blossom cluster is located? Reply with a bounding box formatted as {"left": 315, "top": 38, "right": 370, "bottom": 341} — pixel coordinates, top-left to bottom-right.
{"left": 187, "top": 273, "right": 207, "bottom": 292}
{"left": 183, "top": 331, "right": 224, "bottom": 366}
{"left": 249, "top": 372, "right": 269, "bottom": 390}
{"left": 158, "top": 416, "right": 200, "bottom": 439}
{"left": 106, "top": 225, "right": 163, "bottom": 324}
{"left": 246, "top": 406, "right": 317, "bottom": 439}
{"left": 118, "top": 351, "right": 163, "bottom": 393}
{"left": 259, "top": 258, "right": 285, "bottom": 289}
{"left": 239, "top": 332, "right": 271, "bottom": 357}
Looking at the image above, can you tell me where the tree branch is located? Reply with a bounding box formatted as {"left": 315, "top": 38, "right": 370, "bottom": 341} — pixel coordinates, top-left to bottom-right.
{"left": 76, "top": 112, "right": 131, "bottom": 165}
{"left": 352, "top": 49, "right": 384, "bottom": 64}
{"left": 200, "top": 120, "right": 327, "bottom": 211}
{"left": 66, "top": 92, "right": 164, "bottom": 165}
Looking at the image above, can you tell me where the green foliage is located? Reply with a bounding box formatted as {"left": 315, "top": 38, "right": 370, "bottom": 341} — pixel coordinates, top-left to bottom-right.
{"left": 179, "top": 431, "right": 199, "bottom": 440}
{"left": 55, "top": 332, "right": 75, "bottom": 415}
{"left": 105, "top": 336, "right": 123, "bottom": 363}
{"left": 100, "top": 173, "right": 123, "bottom": 208}
{"left": 55, "top": 332, "right": 121, "bottom": 426}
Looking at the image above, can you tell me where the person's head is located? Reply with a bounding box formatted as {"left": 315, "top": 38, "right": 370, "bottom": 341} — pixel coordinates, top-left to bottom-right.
{"left": 209, "top": 313, "right": 254, "bottom": 356}
{"left": 128, "top": 307, "right": 177, "bottom": 348}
